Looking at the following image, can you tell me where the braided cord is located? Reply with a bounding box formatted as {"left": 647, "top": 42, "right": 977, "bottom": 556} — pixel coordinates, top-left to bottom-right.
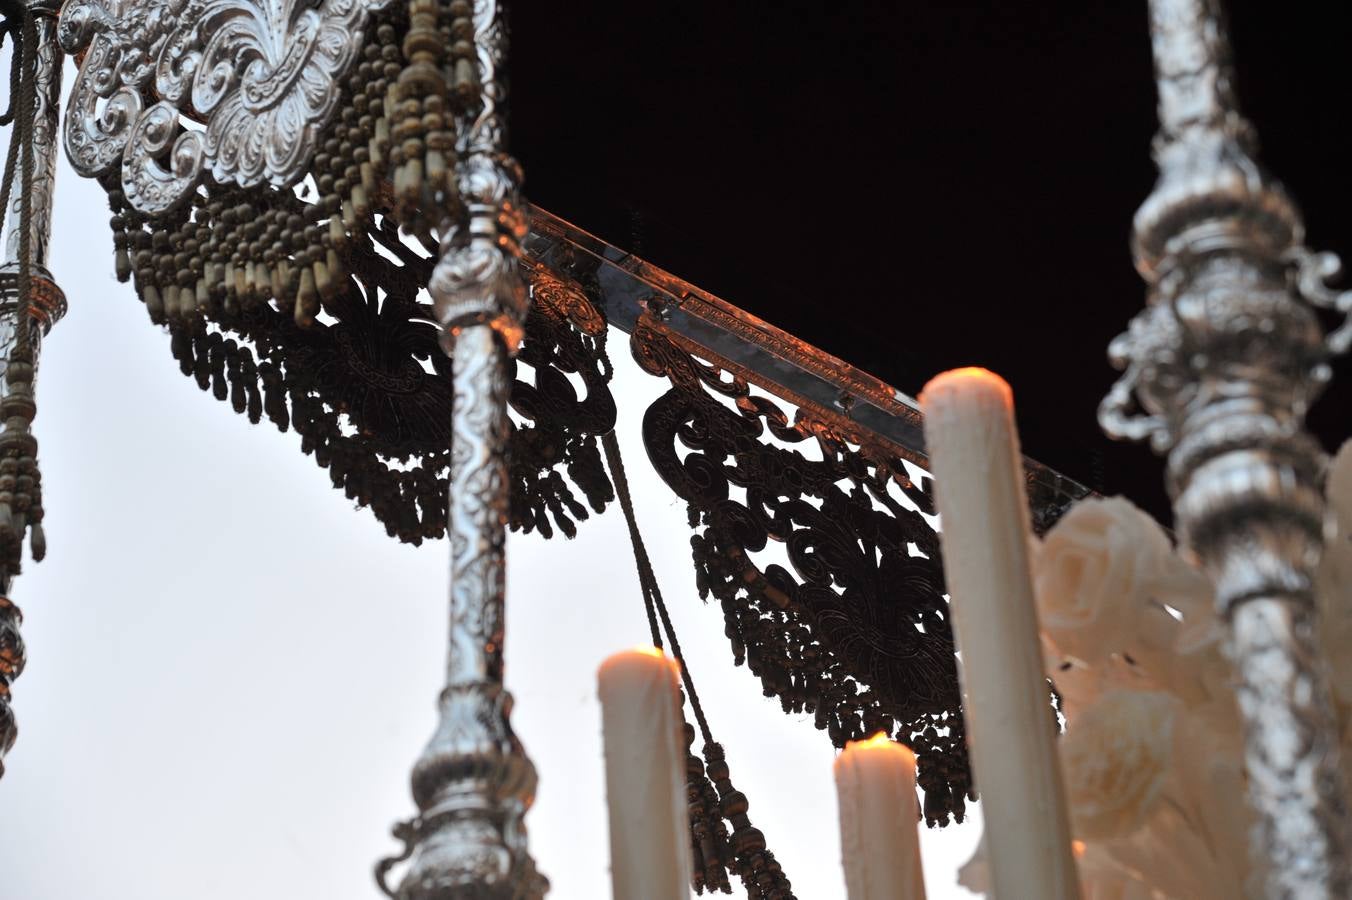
{"left": 601, "top": 430, "right": 715, "bottom": 746}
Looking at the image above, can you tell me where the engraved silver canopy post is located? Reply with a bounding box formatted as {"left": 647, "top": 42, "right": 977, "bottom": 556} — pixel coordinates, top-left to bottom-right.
{"left": 1101, "top": 0, "right": 1352, "bottom": 894}
{"left": 380, "top": 1, "right": 547, "bottom": 897}
{"left": 0, "top": 0, "right": 67, "bottom": 778}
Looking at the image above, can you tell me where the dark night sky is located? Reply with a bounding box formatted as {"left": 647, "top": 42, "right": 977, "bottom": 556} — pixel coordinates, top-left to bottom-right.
{"left": 509, "top": 1, "right": 1352, "bottom": 523}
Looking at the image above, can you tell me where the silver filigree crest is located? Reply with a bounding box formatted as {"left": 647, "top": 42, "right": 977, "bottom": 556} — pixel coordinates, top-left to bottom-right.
{"left": 58, "top": 0, "right": 394, "bottom": 215}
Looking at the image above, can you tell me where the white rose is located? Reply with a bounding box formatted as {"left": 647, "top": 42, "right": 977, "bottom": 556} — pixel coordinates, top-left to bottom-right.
{"left": 1061, "top": 689, "right": 1179, "bottom": 841}
{"left": 1162, "top": 712, "right": 1251, "bottom": 893}
{"left": 1132, "top": 590, "right": 1236, "bottom": 714}
{"left": 1047, "top": 647, "right": 1157, "bottom": 726}
{"left": 1078, "top": 843, "right": 1157, "bottom": 900}
{"left": 1035, "top": 497, "right": 1183, "bottom": 666}
{"left": 957, "top": 829, "right": 1154, "bottom": 900}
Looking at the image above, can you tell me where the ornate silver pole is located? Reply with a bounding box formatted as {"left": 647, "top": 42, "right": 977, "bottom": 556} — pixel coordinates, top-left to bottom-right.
{"left": 0, "top": 0, "right": 66, "bottom": 777}
{"left": 381, "top": 2, "right": 546, "bottom": 897}
{"left": 1102, "top": 1, "right": 1352, "bottom": 894}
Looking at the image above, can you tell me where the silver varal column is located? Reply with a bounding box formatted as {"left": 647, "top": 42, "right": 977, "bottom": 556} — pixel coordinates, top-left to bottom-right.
{"left": 1102, "top": 0, "right": 1352, "bottom": 894}
{"left": 0, "top": 0, "right": 67, "bottom": 777}
{"left": 382, "top": 0, "right": 547, "bottom": 896}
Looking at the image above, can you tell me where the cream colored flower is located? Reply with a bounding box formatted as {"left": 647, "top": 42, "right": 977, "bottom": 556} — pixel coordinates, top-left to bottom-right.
{"left": 957, "top": 829, "right": 1155, "bottom": 900}
{"left": 1047, "top": 647, "right": 1157, "bottom": 726}
{"left": 1061, "top": 689, "right": 1179, "bottom": 841}
{"left": 1077, "top": 843, "right": 1157, "bottom": 900}
{"left": 1035, "top": 497, "right": 1183, "bottom": 666}
{"left": 1131, "top": 593, "right": 1236, "bottom": 715}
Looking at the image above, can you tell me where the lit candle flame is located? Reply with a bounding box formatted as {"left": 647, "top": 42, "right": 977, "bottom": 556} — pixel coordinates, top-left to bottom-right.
{"left": 839, "top": 732, "right": 919, "bottom": 767}
{"left": 630, "top": 644, "right": 666, "bottom": 658}
{"left": 919, "top": 367, "right": 1013, "bottom": 409}
{"left": 854, "top": 731, "right": 895, "bottom": 750}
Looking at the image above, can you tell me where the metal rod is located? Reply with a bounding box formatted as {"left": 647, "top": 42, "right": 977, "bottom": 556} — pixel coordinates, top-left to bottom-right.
{"left": 522, "top": 206, "right": 1091, "bottom": 531}
{"left": 0, "top": 0, "right": 65, "bottom": 780}
{"left": 387, "top": 1, "right": 546, "bottom": 896}
{"left": 1102, "top": 1, "right": 1352, "bottom": 893}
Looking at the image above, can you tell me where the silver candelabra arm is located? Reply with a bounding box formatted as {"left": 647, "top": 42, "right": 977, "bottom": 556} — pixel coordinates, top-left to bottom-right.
{"left": 1102, "top": 1, "right": 1352, "bottom": 895}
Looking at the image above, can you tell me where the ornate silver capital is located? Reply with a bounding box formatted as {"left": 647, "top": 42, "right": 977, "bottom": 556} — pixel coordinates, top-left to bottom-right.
{"left": 1102, "top": 1, "right": 1352, "bottom": 895}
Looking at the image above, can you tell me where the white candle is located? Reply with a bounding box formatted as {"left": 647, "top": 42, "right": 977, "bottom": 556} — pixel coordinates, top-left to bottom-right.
{"left": 919, "top": 368, "right": 1080, "bottom": 899}
{"left": 835, "top": 733, "right": 928, "bottom": 900}
{"left": 597, "top": 646, "right": 692, "bottom": 900}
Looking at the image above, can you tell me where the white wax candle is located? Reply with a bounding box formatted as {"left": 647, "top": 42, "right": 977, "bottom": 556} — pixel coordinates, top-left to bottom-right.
{"left": 919, "top": 368, "right": 1080, "bottom": 900}
{"left": 835, "top": 733, "right": 928, "bottom": 900}
{"left": 597, "top": 646, "right": 692, "bottom": 900}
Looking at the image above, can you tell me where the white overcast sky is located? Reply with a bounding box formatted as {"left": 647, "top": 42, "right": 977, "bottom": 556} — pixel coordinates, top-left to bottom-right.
{"left": 1, "top": 59, "right": 982, "bottom": 899}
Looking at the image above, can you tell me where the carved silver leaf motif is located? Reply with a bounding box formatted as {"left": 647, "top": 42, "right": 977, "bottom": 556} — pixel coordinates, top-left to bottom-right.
{"left": 58, "top": 0, "right": 394, "bottom": 215}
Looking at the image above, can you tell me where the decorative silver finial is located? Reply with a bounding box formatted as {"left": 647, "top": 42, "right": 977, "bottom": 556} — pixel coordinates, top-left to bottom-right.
{"left": 1102, "top": 1, "right": 1352, "bottom": 895}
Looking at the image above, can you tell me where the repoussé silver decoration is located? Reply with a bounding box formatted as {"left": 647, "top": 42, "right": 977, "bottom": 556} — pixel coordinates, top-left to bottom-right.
{"left": 58, "top": 0, "right": 395, "bottom": 215}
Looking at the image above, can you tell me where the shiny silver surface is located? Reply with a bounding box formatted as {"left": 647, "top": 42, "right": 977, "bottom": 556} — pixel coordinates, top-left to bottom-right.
{"left": 57, "top": 0, "right": 394, "bottom": 216}
{"left": 3, "top": 11, "right": 60, "bottom": 268}
{"left": 428, "top": 0, "right": 527, "bottom": 350}
{"left": 385, "top": 2, "right": 545, "bottom": 897}
{"left": 1102, "top": 1, "right": 1352, "bottom": 894}
{"left": 0, "top": 0, "right": 66, "bottom": 780}
{"left": 389, "top": 326, "right": 545, "bottom": 900}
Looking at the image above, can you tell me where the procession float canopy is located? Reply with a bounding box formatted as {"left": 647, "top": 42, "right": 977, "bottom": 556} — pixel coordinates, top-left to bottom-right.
{"left": 3, "top": 0, "right": 1352, "bottom": 897}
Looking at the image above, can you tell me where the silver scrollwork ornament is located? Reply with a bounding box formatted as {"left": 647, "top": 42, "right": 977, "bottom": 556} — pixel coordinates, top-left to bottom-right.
{"left": 1102, "top": 1, "right": 1352, "bottom": 895}
{"left": 58, "top": 0, "right": 395, "bottom": 216}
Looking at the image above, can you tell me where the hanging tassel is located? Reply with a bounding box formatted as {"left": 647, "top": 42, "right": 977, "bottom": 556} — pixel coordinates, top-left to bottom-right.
{"left": 702, "top": 742, "right": 794, "bottom": 900}
{"left": 684, "top": 722, "right": 733, "bottom": 894}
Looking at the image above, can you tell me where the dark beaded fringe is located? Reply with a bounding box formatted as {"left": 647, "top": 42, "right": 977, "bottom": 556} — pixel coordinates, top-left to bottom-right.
{"left": 168, "top": 317, "right": 454, "bottom": 546}
{"left": 684, "top": 722, "right": 733, "bottom": 895}
{"left": 97, "top": 0, "right": 616, "bottom": 548}
{"left": 100, "top": 7, "right": 468, "bottom": 337}
{"left": 702, "top": 742, "right": 794, "bottom": 900}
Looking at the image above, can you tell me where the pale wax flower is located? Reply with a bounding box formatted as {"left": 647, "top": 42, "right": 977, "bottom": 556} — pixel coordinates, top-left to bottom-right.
{"left": 1130, "top": 589, "right": 1237, "bottom": 718}
{"left": 1047, "top": 645, "right": 1157, "bottom": 727}
{"left": 1061, "top": 689, "right": 1179, "bottom": 841}
{"left": 1035, "top": 497, "right": 1189, "bottom": 666}
{"left": 957, "top": 830, "right": 1156, "bottom": 899}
